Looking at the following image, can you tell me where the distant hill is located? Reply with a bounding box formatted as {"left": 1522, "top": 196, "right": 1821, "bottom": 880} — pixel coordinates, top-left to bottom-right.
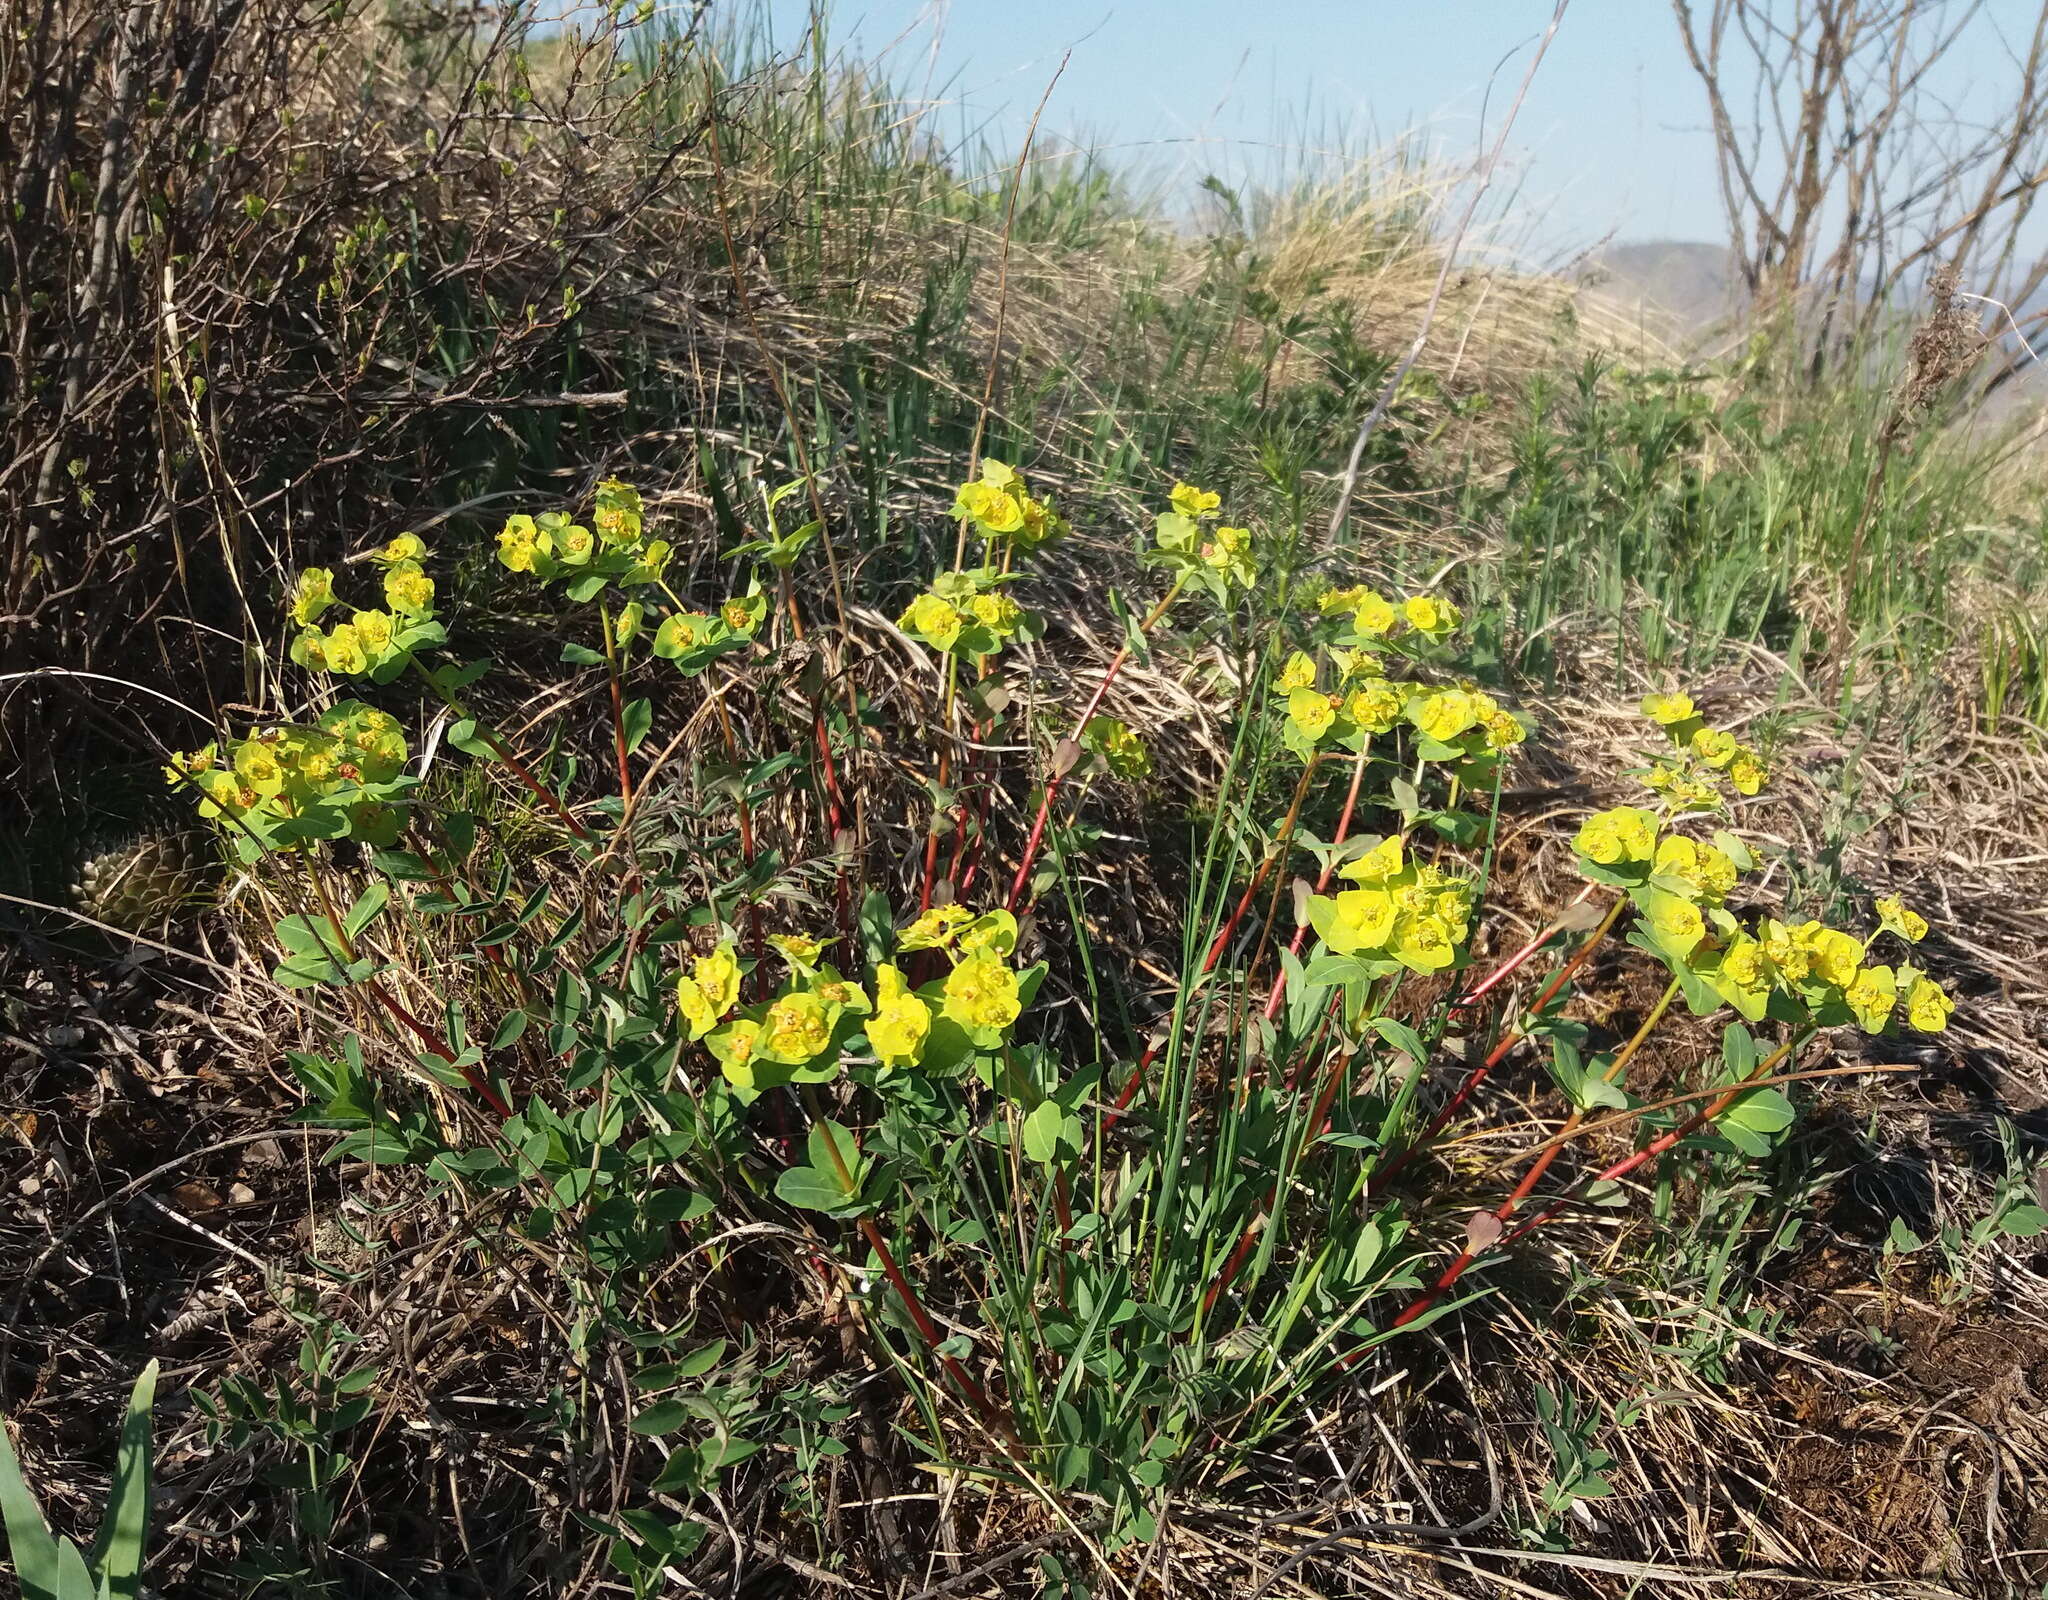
{"left": 1576, "top": 240, "right": 1740, "bottom": 341}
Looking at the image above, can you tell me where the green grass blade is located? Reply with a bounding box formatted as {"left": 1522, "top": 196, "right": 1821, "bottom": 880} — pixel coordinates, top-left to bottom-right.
{"left": 0, "top": 1407, "right": 63, "bottom": 1599}
{"left": 87, "top": 1360, "right": 158, "bottom": 1598}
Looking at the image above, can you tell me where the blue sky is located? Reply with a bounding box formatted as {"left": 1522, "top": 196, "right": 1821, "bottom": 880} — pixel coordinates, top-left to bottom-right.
{"left": 752, "top": 0, "right": 1731, "bottom": 253}
{"left": 737, "top": 0, "right": 2048, "bottom": 265}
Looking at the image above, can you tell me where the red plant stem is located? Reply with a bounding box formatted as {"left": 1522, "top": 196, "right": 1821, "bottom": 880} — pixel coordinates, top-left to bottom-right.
{"left": 601, "top": 608, "right": 634, "bottom": 807}
{"left": 713, "top": 694, "right": 771, "bottom": 989}
{"left": 1385, "top": 1039, "right": 1800, "bottom": 1331}
{"left": 1450, "top": 883, "right": 1598, "bottom": 1010}
{"left": 1105, "top": 853, "right": 1284, "bottom": 1121}
{"left": 1004, "top": 578, "right": 1185, "bottom": 912}
{"left": 415, "top": 667, "right": 590, "bottom": 841}
{"left": 1492, "top": 974, "right": 1679, "bottom": 1218}
{"left": 1257, "top": 743, "right": 1374, "bottom": 1026}
{"left": 1366, "top": 894, "right": 1626, "bottom": 1195}
{"left": 1102, "top": 751, "right": 1325, "bottom": 1119}
{"left": 1199, "top": 990, "right": 1350, "bottom": 1314}
{"left": 855, "top": 1216, "right": 1018, "bottom": 1441}
{"left": 364, "top": 982, "right": 512, "bottom": 1119}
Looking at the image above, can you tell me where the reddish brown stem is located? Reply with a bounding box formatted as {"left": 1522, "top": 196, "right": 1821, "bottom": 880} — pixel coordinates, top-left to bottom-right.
{"left": 1256, "top": 744, "right": 1374, "bottom": 1026}
{"left": 1386, "top": 1039, "right": 1801, "bottom": 1331}
{"left": 1449, "top": 883, "right": 1599, "bottom": 1011}
{"left": 364, "top": 982, "right": 512, "bottom": 1119}
{"left": 1367, "top": 895, "right": 1626, "bottom": 1195}
{"left": 1004, "top": 578, "right": 1185, "bottom": 912}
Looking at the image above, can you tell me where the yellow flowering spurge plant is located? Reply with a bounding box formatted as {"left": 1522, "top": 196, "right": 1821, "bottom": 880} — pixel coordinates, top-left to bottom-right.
{"left": 896, "top": 567, "right": 1039, "bottom": 659}
{"left": 161, "top": 451, "right": 1971, "bottom": 1559}
{"left": 164, "top": 703, "right": 412, "bottom": 862}
{"left": 1562, "top": 699, "right": 1954, "bottom": 1043}
{"left": 952, "top": 457, "right": 1069, "bottom": 549}
{"left": 286, "top": 538, "right": 447, "bottom": 684}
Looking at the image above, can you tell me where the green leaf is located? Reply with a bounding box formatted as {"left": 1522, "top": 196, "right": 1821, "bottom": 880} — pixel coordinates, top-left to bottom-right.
{"left": 342, "top": 881, "right": 388, "bottom": 942}
{"left": 88, "top": 1361, "right": 157, "bottom": 1598}
{"left": 629, "top": 1401, "right": 690, "bottom": 1436}
{"left": 1021, "top": 1100, "right": 1080, "bottom": 1165}
{"left": 806, "top": 1121, "right": 860, "bottom": 1193}
{"left": 1368, "top": 1017, "right": 1427, "bottom": 1066}
{"left": 672, "top": 1340, "right": 727, "bottom": 1379}
{"left": 621, "top": 697, "right": 653, "bottom": 754}
{"left": 1998, "top": 1202, "right": 2048, "bottom": 1239}
{"left": 446, "top": 719, "right": 495, "bottom": 759}
{"left": 0, "top": 1402, "right": 62, "bottom": 1600}
{"left": 775, "top": 1165, "right": 850, "bottom": 1212}
{"left": 560, "top": 642, "right": 605, "bottom": 667}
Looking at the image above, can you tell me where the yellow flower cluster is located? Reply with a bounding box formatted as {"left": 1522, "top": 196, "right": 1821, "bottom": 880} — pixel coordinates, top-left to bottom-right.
{"left": 287, "top": 543, "right": 441, "bottom": 680}
{"left": 1635, "top": 691, "right": 1767, "bottom": 804}
{"left": 953, "top": 460, "right": 1067, "bottom": 549}
{"left": 1278, "top": 660, "right": 1522, "bottom": 761}
{"left": 166, "top": 703, "right": 409, "bottom": 851}
{"left": 497, "top": 481, "right": 671, "bottom": 592}
{"left": 685, "top": 904, "right": 1037, "bottom": 1091}
{"left": 897, "top": 569, "right": 1033, "bottom": 659}
{"left": 695, "top": 932, "right": 875, "bottom": 1093}
{"left": 1152, "top": 483, "right": 1258, "bottom": 595}
{"left": 867, "top": 964, "right": 931, "bottom": 1070}
{"left": 651, "top": 589, "right": 766, "bottom": 675}
{"left": 1573, "top": 805, "right": 1951, "bottom": 1036}
{"left": 1315, "top": 585, "right": 1459, "bottom": 642}
{"left": 1307, "top": 835, "right": 1475, "bottom": 975}
{"left": 1705, "top": 913, "right": 1950, "bottom": 1034}
{"left": 676, "top": 943, "right": 742, "bottom": 1039}
{"left": 1082, "top": 715, "right": 1152, "bottom": 780}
